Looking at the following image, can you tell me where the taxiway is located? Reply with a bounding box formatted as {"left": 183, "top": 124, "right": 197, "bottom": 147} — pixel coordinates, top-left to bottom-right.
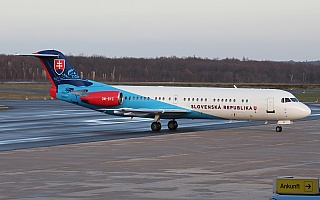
{"left": 0, "top": 100, "right": 319, "bottom": 199}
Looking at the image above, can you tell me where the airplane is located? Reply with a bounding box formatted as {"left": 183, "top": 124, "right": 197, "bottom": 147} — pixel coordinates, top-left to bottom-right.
{"left": 17, "top": 50, "right": 311, "bottom": 132}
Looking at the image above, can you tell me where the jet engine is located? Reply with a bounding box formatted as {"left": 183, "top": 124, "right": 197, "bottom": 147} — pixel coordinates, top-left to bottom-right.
{"left": 80, "top": 91, "right": 123, "bottom": 107}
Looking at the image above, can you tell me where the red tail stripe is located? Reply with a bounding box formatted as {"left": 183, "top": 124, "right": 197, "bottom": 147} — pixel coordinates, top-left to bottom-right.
{"left": 39, "top": 58, "right": 55, "bottom": 87}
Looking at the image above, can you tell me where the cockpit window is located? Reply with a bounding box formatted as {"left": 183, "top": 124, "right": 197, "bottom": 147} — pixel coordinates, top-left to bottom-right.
{"left": 290, "top": 98, "right": 299, "bottom": 102}
{"left": 281, "top": 97, "right": 299, "bottom": 103}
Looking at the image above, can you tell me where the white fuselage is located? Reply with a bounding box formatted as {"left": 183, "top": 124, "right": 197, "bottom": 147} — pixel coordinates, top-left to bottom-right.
{"left": 115, "top": 86, "right": 311, "bottom": 121}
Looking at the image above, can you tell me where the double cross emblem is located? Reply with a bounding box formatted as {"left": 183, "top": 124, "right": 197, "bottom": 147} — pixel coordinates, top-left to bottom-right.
{"left": 54, "top": 59, "right": 65, "bottom": 75}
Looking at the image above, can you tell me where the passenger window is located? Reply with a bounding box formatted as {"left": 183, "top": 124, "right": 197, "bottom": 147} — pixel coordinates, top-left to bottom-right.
{"left": 213, "top": 98, "right": 216, "bottom": 102}
{"left": 221, "top": 99, "right": 224, "bottom": 102}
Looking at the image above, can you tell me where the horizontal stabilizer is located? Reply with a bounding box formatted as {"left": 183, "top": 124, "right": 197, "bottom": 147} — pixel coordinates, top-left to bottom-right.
{"left": 15, "top": 53, "right": 59, "bottom": 58}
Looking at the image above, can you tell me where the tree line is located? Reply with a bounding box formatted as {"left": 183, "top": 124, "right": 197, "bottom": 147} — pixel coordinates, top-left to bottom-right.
{"left": 0, "top": 54, "right": 319, "bottom": 83}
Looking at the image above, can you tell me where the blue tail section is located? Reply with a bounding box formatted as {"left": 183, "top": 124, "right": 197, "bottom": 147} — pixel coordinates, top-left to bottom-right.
{"left": 35, "top": 50, "right": 93, "bottom": 87}
{"left": 18, "top": 49, "right": 111, "bottom": 100}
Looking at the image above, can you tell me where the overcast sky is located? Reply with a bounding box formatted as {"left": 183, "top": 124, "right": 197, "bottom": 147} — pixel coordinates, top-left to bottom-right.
{"left": 1, "top": 0, "right": 319, "bottom": 61}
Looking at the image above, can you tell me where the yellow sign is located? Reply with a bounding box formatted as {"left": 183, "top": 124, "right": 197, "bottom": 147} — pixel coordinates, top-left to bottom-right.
{"left": 275, "top": 177, "right": 319, "bottom": 195}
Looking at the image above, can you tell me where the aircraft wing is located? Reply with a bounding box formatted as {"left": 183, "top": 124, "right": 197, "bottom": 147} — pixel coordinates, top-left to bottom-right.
{"left": 98, "top": 108, "right": 188, "bottom": 117}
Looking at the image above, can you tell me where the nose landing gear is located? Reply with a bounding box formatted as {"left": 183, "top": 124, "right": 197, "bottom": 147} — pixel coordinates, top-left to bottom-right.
{"left": 276, "top": 126, "right": 282, "bottom": 132}
{"left": 276, "top": 120, "right": 292, "bottom": 132}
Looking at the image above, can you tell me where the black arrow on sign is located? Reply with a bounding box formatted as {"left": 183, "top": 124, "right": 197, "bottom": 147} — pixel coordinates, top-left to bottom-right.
{"left": 305, "top": 184, "right": 311, "bottom": 189}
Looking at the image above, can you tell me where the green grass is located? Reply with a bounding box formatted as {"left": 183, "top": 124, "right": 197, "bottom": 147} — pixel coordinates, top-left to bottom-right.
{"left": 294, "top": 92, "right": 320, "bottom": 102}
{"left": 0, "top": 92, "right": 52, "bottom": 100}
{"left": 0, "top": 83, "right": 51, "bottom": 90}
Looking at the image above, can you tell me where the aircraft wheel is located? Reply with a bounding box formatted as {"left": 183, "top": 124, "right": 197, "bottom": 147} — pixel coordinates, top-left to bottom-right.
{"left": 276, "top": 126, "right": 282, "bottom": 132}
{"left": 168, "top": 120, "right": 178, "bottom": 130}
{"left": 151, "top": 122, "right": 161, "bottom": 131}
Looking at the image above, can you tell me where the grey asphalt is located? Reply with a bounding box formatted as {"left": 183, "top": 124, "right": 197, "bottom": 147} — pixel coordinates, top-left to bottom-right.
{"left": 0, "top": 100, "right": 319, "bottom": 199}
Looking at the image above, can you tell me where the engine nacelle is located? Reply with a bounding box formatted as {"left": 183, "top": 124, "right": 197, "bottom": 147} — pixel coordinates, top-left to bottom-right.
{"left": 80, "top": 91, "right": 123, "bottom": 107}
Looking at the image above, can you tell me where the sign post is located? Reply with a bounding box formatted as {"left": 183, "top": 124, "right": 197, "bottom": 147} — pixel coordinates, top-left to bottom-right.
{"left": 274, "top": 176, "right": 319, "bottom": 195}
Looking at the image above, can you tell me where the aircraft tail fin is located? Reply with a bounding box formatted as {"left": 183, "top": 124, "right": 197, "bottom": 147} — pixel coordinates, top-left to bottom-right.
{"left": 17, "top": 50, "right": 93, "bottom": 98}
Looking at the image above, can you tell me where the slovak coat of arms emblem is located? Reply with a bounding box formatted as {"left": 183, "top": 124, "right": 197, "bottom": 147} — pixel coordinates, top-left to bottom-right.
{"left": 54, "top": 59, "right": 65, "bottom": 75}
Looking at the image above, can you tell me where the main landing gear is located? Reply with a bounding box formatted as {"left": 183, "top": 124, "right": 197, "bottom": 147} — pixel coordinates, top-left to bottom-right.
{"left": 150, "top": 120, "right": 178, "bottom": 131}
{"left": 151, "top": 121, "right": 162, "bottom": 131}
{"left": 150, "top": 115, "right": 178, "bottom": 131}
{"left": 276, "top": 126, "right": 282, "bottom": 132}
{"left": 168, "top": 120, "right": 178, "bottom": 130}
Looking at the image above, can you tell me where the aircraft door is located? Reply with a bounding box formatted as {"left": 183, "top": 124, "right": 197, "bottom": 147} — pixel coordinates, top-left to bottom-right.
{"left": 267, "top": 97, "right": 275, "bottom": 113}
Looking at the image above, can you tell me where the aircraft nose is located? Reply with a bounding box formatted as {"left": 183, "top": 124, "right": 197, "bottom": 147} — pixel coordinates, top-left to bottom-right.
{"left": 299, "top": 103, "right": 311, "bottom": 118}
